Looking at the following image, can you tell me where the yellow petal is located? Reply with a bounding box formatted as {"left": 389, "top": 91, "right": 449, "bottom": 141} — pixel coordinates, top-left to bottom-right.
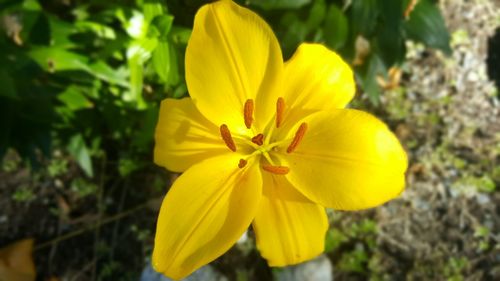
{"left": 152, "top": 154, "right": 262, "bottom": 280}
{"left": 283, "top": 43, "right": 355, "bottom": 111}
{"left": 154, "top": 98, "right": 234, "bottom": 172}
{"left": 279, "top": 109, "right": 407, "bottom": 210}
{"left": 186, "top": 0, "right": 283, "bottom": 132}
{"left": 253, "top": 173, "right": 328, "bottom": 266}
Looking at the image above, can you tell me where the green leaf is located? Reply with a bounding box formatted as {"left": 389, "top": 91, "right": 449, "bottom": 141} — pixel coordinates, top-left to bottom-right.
{"left": 126, "top": 37, "right": 158, "bottom": 108}
{"left": 143, "top": 0, "right": 166, "bottom": 23}
{"left": 127, "top": 55, "right": 145, "bottom": 108}
{"left": 167, "top": 43, "right": 180, "bottom": 86}
{"left": 404, "top": 0, "right": 452, "bottom": 55}
{"left": 57, "top": 86, "right": 93, "bottom": 111}
{"left": 75, "top": 21, "right": 117, "bottom": 39}
{"left": 22, "top": 0, "right": 41, "bottom": 11}
{"left": 29, "top": 47, "right": 90, "bottom": 72}
{"left": 170, "top": 26, "right": 191, "bottom": 45}
{"left": 378, "top": 0, "right": 404, "bottom": 27}
{"left": 29, "top": 13, "right": 51, "bottom": 45}
{"left": 90, "top": 62, "right": 127, "bottom": 86}
{"left": 306, "top": 0, "right": 326, "bottom": 31}
{"left": 67, "top": 134, "right": 93, "bottom": 177}
{"left": 148, "top": 15, "right": 174, "bottom": 40}
{"left": 280, "top": 13, "right": 308, "bottom": 57}
{"left": 125, "top": 11, "right": 147, "bottom": 39}
{"left": 325, "top": 228, "right": 348, "bottom": 253}
{"left": 153, "top": 41, "right": 171, "bottom": 82}
{"left": 249, "top": 0, "right": 311, "bottom": 10}
{"left": 118, "top": 157, "right": 142, "bottom": 177}
{"left": 19, "top": 10, "right": 43, "bottom": 43}
{"left": 376, "top": 0, "right": 405, "bottom": 66}
{"left": 324, "top": 4, "right": 348, "bottom": 50}
{"left": 29, "top": 48, "right": 127, "bottom": 86}
{"left": 48, "top": 16, "right": 76, "bottom": 48}
{"left": 126, "top": 37, "right": 158, "bottom": 63}
{"left": 0, "top": 69, "right": 17, "bottom": 99}
{"left": 88, "top": 61, "right": 128, "bottom": 87}
{"left": 350, "top": 0, "right": 378, "bottom": 36}
{"left": 356, "top": 54, "right": 386, "bottom": 104}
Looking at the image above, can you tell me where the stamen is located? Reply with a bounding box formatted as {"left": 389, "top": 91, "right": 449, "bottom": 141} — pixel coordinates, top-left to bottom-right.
{"left": 238, "top": 159, "right": 247, "bottom": 169}
{"left": 251, "top": 134, "right": 264, "bottom": 146}
{"left": 219, "top": 124, "right": 237, "bottom": 152}
{"left": 262, "top": 165, "right": 289, "bottom": 175}
{"left": 276, "top": 97, "right": 285, "bottom": 128}
{"left": 244, "top": 99, "right": 254, "bottom": 129}
{"left": 287, "top": 122, "right": 307, "bottom": 153}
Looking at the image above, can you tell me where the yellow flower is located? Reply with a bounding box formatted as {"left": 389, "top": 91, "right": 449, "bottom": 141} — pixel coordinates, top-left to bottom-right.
{"left": 152, "top": 0, "right": 407, "bottom": 279}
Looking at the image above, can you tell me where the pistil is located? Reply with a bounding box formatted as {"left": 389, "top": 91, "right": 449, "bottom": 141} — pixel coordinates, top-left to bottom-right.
{"left": 219, "top": 124, "right": 237, "bottom": 152}
{"left": 251, "top": 134, "right": 264, "bottom": 145}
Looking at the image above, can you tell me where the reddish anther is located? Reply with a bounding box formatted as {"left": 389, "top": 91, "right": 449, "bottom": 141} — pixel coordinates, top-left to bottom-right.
{"left": 251, "top": 134, "right": 264, "bottom": 146}
{"left": 219, "top": 124, "right": 237, "bottom": 152}
{"left": 244, "top": 99, "right": 254, "bottom": 129}
{"left": 262, "top": 165, "right": 290, "bottom": 175}
{"left": 238, "top": 159, "right": 248, "bottom": 168}
{"left": 276, "top": 97, "right": 285, "bottom": 128}
{"left": 287, "top": 122, "right": 307, "bottom": 153}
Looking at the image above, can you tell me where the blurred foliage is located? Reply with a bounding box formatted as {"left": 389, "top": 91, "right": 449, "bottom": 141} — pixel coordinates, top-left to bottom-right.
{"left": 0, "top": 0, "right": 451, "bottom": 177}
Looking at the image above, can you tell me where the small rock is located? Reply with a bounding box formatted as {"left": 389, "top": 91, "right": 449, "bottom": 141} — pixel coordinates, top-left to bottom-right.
{"left": 274, "top": 255, "right": 333, "bottom": 281}
{"left": 140, "top": 262, "right": 227, "bottom": 281}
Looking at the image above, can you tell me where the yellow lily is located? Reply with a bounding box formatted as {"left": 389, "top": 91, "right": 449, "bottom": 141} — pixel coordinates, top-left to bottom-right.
{"left": 152, "top": 0, "right": 407, "bottom": 279}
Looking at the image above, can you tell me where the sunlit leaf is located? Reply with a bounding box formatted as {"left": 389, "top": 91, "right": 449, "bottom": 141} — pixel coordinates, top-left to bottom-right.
{"left": 57, "top": 86, "right": 93, "bottom": 111}
{"left": 75, "top": 21, "right": 117, "bottom": 39}
{"left": 29, "top": 47, "right": 90, "bottom": 72}
{"left": 88, "top": 61, "right": 128, "bottom": 87}
{"left": 153, "top": 41, "right": 171, "bottom": 82}
{"left": 166, "top": 43, "right": 180, "bottom": 86}
{"left": 126, "top": 37, "right": 157, "bottom": 108}
{"left": 149, "top": 15, "right": 174, "bottom": 40}
{"left": 143, "top": 0, "right": 166, "bottom": 23}
{"left": 67, "top": 134, "right": 93, "bottom": 177}
{"left": 125, "top": 11, "right": 147, "bottom": 39}
{"left": 127, "top": 55, "right": 145, "bottom": 108}
{"left": 22, "top": 0, "right": 41, "bottom": 11}
{"left": 29, "top": 48, "right": 128, "bottom": 87}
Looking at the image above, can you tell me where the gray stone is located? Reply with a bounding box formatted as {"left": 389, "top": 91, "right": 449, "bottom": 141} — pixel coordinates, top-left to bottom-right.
{"left": 140, "top": 262, "right": 228, "bottom": 281}
{"left": 274, "top": 255, "right": 333, "bottom": 281}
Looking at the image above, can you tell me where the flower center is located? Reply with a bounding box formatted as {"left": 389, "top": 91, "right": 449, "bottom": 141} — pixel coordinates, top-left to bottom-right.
{"left": 218, "top": 97, "right": 307, "bottom": 175}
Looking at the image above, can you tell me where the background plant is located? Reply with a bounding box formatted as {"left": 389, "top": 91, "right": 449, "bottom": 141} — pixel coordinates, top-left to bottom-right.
{"left": 0, "top": 0, "right": 467, "bottom": 280}
{"left": 0, "top": 0, "right": 451, "bottom": 169}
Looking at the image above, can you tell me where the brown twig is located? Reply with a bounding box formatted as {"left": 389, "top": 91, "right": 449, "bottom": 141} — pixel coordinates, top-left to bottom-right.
{"left": 34, "top": 202, "right": 150, "bottom": 251}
